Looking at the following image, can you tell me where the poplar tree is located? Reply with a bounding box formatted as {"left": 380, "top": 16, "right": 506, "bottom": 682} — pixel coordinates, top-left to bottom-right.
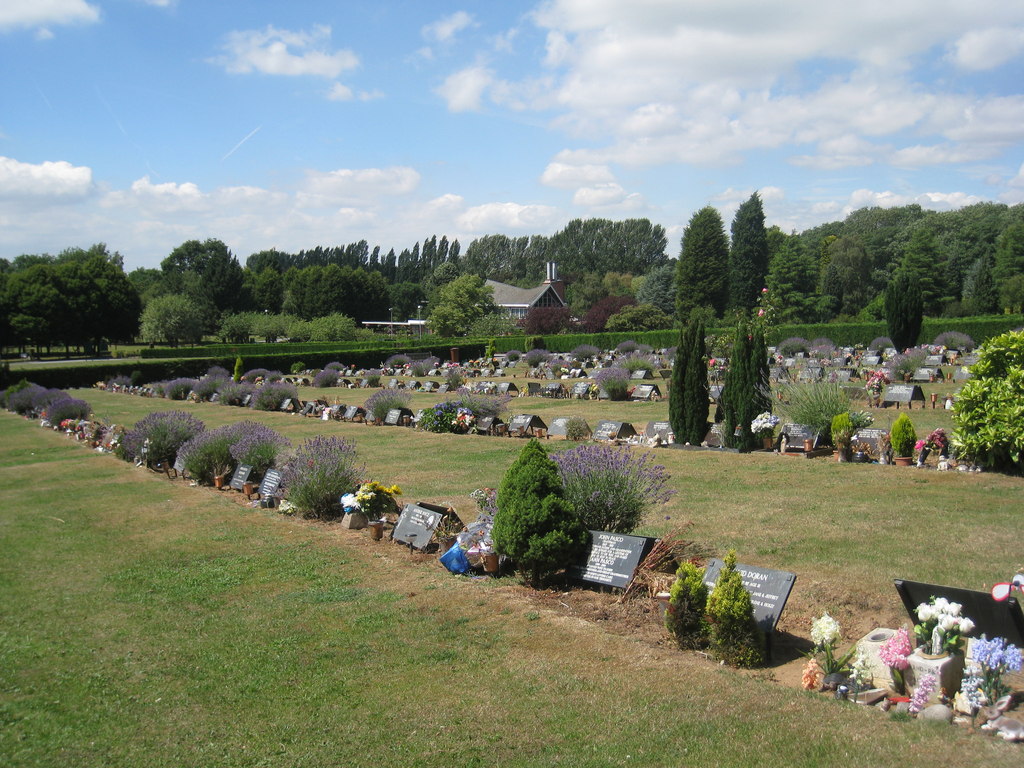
{"left": 727, "top": 193, "right": 769, "bottom": 312}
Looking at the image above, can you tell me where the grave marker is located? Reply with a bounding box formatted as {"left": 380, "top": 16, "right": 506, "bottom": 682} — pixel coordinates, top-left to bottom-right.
{"left": 393, "top": 503, "right": 446, "bottom": 549}
{"left": 703, "top": 422, "right": 725, "bottom": 448}
{"left": 881, "top": 384, "right": 925, "bottom": 407}
{"left": 593, "top": 420, "right": 638, "bottom": 441}
{"left": 259, "top": 469, "right": 283, "bottom": 501}
{"left": 645, "top": 421, "right": 673, "bottom": 441}
{"left": 570, "top": 532, "right": 657, "bottom": 588}
{"left": 229, "top": 464, "right": 253, "bottom": 491}
{"left": 894, "top": 579, "right": 1024, "bottom": 648}
{"left": 702, "top": 558, "right": 797, "bottom": 654}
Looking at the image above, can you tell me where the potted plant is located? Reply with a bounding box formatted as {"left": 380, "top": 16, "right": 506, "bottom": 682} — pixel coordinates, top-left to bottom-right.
{"left": 750, "top": 411, "right": 780, "bottom": 450}
{"left": 830, "top": 412, "right": 854, "bottom": 462}
{"left": 915, "top": 428, "right": 949, "bottom": 466}
{"left": 354, "top": 481, "right": 402, "bottom": 525}
{"left": 889, "top": 413, "right": 916, "bottom": 466}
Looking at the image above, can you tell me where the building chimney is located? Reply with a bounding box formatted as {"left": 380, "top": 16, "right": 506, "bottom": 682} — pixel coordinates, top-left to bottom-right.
{"left": 543, "top": 262, "right": 565, "bottom": 303}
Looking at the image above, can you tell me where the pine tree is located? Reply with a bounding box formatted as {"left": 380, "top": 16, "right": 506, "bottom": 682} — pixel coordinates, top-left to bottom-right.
{"left": 727, "top": 193, "right": 768, "bottom": 312}
{"left": 676, "top": 206, "right": 729, "bottom": 318}
{"left": 962, "top": 255, "right": 998, "bottom": 315}
{"left": 994, "top": 221, "right": 1024, "bottom": 286}
{"left": 899, "top": 228, "right": 946, "bottom": 315}
{"left": 766, "top": 237, "right": 818, "bottom": 323}
{"left": 884, "top": 272, "right": 923, "bottom": 351}
{"left": 492, "top": 439, "right": 588, "bottom": 587}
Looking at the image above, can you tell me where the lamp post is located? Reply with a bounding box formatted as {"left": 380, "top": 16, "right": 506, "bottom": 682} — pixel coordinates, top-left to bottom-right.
{"left": 389, "top": 307, "right": 394, "bottom": 347}
{"left": 417, "top": 303, "right": 424, "bottom": 339}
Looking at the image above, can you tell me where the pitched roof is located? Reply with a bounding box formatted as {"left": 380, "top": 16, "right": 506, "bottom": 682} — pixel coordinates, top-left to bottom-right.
{"left": 485, "top": 279, "right": 565, "bottom": 308}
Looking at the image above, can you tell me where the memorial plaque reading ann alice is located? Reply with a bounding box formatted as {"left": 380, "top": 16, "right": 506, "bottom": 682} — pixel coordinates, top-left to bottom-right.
{"left": 570, "top": 531, "right": 656, "bottom": 589}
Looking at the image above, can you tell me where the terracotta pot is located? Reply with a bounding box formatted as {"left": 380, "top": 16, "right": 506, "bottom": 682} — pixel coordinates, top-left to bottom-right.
{"left": 893, "top": 456, "right": 914, "bottom": 466}
{"left": 213, "top": 474, "right": 226, "bottom": 489}
{"left": 242, "top": 481, "right": 255, "bottom": 497}
{"left": 483, "top": 553, "right": 500, "bottom": 574}
{"left": 763, "top": 437, "right": 774, "bottom": 450}
{"left": 803, "top": 438, "right": 814, "bottom": 452}
{"left": 368, "top": 520, "right": 385, "bottom": 541}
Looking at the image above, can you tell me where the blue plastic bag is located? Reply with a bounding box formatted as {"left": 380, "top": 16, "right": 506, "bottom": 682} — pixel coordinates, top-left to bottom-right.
{"left": 439, "top": 542, "right": 471, "bottom": 574}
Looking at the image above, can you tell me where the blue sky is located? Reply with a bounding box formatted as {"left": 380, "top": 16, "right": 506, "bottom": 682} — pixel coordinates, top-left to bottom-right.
{"left": 2, "top": 0, "right": 1024, "bottom": 271}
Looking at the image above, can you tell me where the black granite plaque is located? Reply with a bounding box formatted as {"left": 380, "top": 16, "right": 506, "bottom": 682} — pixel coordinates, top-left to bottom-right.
{"left": 630, "top": 369, "right": 651, "bottom": 380}
{"left": 924, "top": 355, "right": 944, "bottom": 366}
{"left": 279, "top": 398, "right": 293, "bottom": 411}
{"left": 780, "top": 423, "right": 818, "bottom": 448}
{"left": 863, "top": 355, "right": 881, "bottom": 366}
{"left": 703, "top": 422, "right": 725, "bottom": 448}
{"left": 570, "top": 531, "right": 657, "bottom": 588}
{"left": 384, "top": 408, "right": 403, "bottom": 426}
{"left": 852, "top": 427, "right": 887, "bottom": 452}
{"left": 593, "top": 420, "right": 637, "bottom": 441}
{"left": 570, "top": 382, "right": 590, "bottom": 397}
{"left": 392, "top": 503, "right": 444, "bottom": 549}
{"left": 894, "top": 579, "right": 1024, "bottom": 648}
{"left": 259, "top": 469, "right": 282, "bottom": 499}
{"left": 645, "top": 421, "right": 672, "bottom": 440}
{"left": 631, "top": 384, "right": 659, "bottom": 400}
{"left": 882, "top": 384, "right": 925, "bottom": 405}
{"left": 229, "top": 464, "right": 252, "bottom": 491}
{"left": 953, "top": 367, "right": 972, "bottom": 381}
{"left": 702, "top": 558, "right": 797, "bottom": 634}
{"left": 496, "top": 382, "right": 518, "bottom": 395}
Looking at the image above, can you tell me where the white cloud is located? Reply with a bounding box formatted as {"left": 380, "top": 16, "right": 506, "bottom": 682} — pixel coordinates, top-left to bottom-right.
{"left": 950, "top": 27, "right": 1024, "bottom": 71}
{"left": 326, "top": 83, "right": 353, "bottom": 101}
{"left": 0, "top": 0, "right": 98, "bottom": 31}
{"left": 572, "top": 183, "right": 627, "bottom": 207}
{"left": 843, "top": 188, "right": 983, "bottom": 216}
{"left": 457, "top": 201, "right": 560, "bottom": 231}
{"left": 889, "top": 143, "right": 996, "bottom": 167}
{"left": 129, "top": 176, "right": 205, "bottom": 211}
{"left": 297, "top": 166, "right": 420, "bottom": 208}
{"left": 422, "top": 11, "right": 474, "bottom": 43}
{"left": 435, "top": 65, "right": 493, "bottom": 112}
{"left": 0, "top": 156, "right": 93, "bottom": 199}
{"left": 540, "top": 161, "right": 615, "bottom": 188}
{"left": 214, "top": 25, "right": 358, "bottom": 79}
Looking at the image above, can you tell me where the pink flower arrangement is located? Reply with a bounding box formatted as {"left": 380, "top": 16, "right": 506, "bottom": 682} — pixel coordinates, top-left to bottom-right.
{"left": 879, "top": 627, "right": 912, "bottom": 693}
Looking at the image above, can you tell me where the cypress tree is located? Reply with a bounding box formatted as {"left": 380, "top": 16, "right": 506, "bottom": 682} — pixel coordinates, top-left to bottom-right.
{"left": 676, "top": 206, "right": 729, "bottom": 318}
{"left": 722, "top": 320, "right": 770, "bottom": 450}
{"left": 727, "top": 193, "right": 769, "bottom": 312}
{"left": 668, "top": 312, "right": 708, "bottom": 445}
{"left": 492, "top": 439, "right": 588, "bottom": 587}
{"left": 884, "top": 272, "right": 923, "bottom": 352}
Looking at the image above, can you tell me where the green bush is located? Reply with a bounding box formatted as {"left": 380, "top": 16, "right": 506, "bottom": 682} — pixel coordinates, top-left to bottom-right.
{"left": 564, "top": 416, "right": 590, "bottom": 441}
{"left": 953, "top": 329, "right": 1024, "bottom": 471}
{"left": 890, "top": 413, "right": 917, "bottom": 458}
{"left": 178, "top": 425, "right": 240, "bottom": 485}
{"left": 705, "top": 551, "right": 764, "bottom": 668}
{"left": 665, "top": 561, "right": 709, "bottom": 650}
{"left": 830, "top": 412, "right": 853, "bottom": 448}
{"left": 779, "top": 381, "right": 850, "bottom": 440}
{"left": 493, "top": 439, "right": 588, "bottom": 587}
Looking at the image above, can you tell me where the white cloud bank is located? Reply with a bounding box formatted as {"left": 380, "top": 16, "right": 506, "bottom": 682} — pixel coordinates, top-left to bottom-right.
{"left": 214, "top": 25, "right": 358, "bottom": 79}
{"left": 0, "top": 0, "right": 98, "bottom": 31}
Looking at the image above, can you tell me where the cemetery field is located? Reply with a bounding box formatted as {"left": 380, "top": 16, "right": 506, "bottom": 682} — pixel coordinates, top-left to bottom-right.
{"left": 2, "top": 389, "right": 1022, "bottom": 767}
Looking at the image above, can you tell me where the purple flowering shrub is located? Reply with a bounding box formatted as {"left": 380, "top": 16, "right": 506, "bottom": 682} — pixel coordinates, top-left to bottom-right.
{"left": 363, "top": 388, "right": 411, "bottom": 422}
{"left": 570, "top": 344, "right": 600, "bottom": 361}
{"left": 410, "top": 356, "right": 440, "bottom": 377}
{"left": 178, "top": 424, "right": 243, "bottom": 484}
{"left": 46, "top": 396, "right": 91, "bottom": 423}
{"left": 615, "top": 340, "right": 640, "bottom": 354}
{"left": 592, "top": 367, "right": 631, "bottom": 400}
{"left": 229, "top": 421, "right": 291, "bottom": 477}
{"left": 385, "top": 353, "right": 411, "bottom": 368}
{"left": 776, "top": 337, "right": 809, "bottom": 357}
{"left": 193, "top": 374, "right": 228, "bottom": 400}
{"left": 252, "top": 381, "right": 298, "bottom": 411}
{"left": 504, "top": 350, "right": 523, "bottom": 363}
{"left": 554, "top": 444, "right": 675, "bottom": 533}
{"left": 205, "top": 365, "right": 232, "bottom": 380}
{"left": 242, "top": 368, "right": 271, "bottom": 382}
{"left": 443, "top": 367, "right": 464, "bottom": 389}
{"left": 419, "top": 399, "right": 472, "bottom": 433}
{"left": 885, "top": 347, "right": 928, "bottom": 380}
{"left": 163, "top": 378, "right": 197, "bottom": 400}
{"left": 619, "top": 352, "right": 657, "bottom": 374}
{"left": 217, "top": 380, "right": 255, "bottom": 406}
{"left": 867, "top": 336, "right": 893, "bottom": 351}
{"left": 120, "top": 410, "right": 205, "bottom": 466}
{"left": 313, "top": 368, "right": 340, "bottom": 388}
{"left": 325, "top": 361, "right": 346, "bottom": 371}
{"left": 282, "top": 435, "right": 364, "bottom": 518}
{"left": 7, "top": 384, "right": 54, "bottom": 415}
{"left": 365, "top": 368, "right": 383, "bottom": 387}
{"left": 933, "top": 331, "right": 975, "bottom": 351}
{"left": 524, "top": 348, "right": 551, "bottom": 367}
{"left": 455, "top": 388, "right": 511, "bottom": 418}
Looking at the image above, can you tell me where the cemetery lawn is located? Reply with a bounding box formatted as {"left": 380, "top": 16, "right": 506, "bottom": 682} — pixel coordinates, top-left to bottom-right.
{"left": 1, "top": 389, "right": 1021, "bottom": 767}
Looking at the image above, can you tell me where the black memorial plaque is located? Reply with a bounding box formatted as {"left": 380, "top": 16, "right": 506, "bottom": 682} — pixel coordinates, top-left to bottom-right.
{"left": 279, "top": 398, "right": 293, "bottom": 411}
{"left": 894, "top": 579, "right": 1024, "bottom": 648}
{"left": 172, "top": 455, "right": 186, "bottom": 477}
{"left": 780, "top": 423, "right": 818, "bottom": 448}
{"left": 631, "top": 384, "right": 659, "bottom": 400}
{"left": 593, "top": 420, "right": 637, "bottom": 441}
{"left": 570, "top": 382, "right": 591, "bottom": 398}
{"left": 630, "top": 369, "right": 651, "bottom": 380}
{"left": 924, "top": 355, "right": 944, "bottom": 366}
{"left": 496, "top": 382, "right": 518, "bottom": 395}
{"left": 645, "top": 421, "right": 672, "bottom": 441}
{"left": 392, "top": 503, "right": 444, "bottom": 549}
{"left": 344, "top": 405, "right": 364, "bottom": 421}
{"left": 863, "top": 355, "right": 881, "bottom": 366}
{"left": 703, "top": 422, "right": 725, "bottom": 448}
{"left": 229, "top": 464, "right": 253, "bottom": 491}
{"left": 852, "top": 427, "right": 887, "bottom": 452}
{"left": 953, "top": 367, "right": 973, "bottom": 382}
{"left": 703, "top": 558, "right": 796, "bottom": 635}
{"left": 570, "top": 531, "right": 657, "bottom": 588}
{"left": 911, "top": 367, "right": 936, "bottom": 382}
{"left": 259, "top": 469, "right": 283, "bottom": 499}
{"left": 882, "top": 384, "right": 925, "bottom": 405}
{"left": 384, "top": 408, "right": 403, "bottom": 426}
{"left": 548, "top": 417, "right": 570, "bottom": 437}
{"left": 436, "top": 384, "right": 449, "bottom": 394}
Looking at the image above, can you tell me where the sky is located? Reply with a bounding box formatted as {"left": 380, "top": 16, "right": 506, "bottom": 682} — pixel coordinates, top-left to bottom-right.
{"left": 2, "top": 0, "right": 1024, "bottom": 272}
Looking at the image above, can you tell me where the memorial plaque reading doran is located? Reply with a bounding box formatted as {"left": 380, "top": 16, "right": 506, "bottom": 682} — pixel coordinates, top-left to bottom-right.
{"left": 259, "top": 469, "right": 283, "bottom": 499}
{"left": 229, "top": 464, "right": 253, "bottom": 491}
{"left": 570, "top": 531, "right": 657, "bottom": 588}
{"left": 702, "top": 558, "right": 796, "bottom": 635}
{"left": 392, "top": 503, "right": 444, "bottom": 549}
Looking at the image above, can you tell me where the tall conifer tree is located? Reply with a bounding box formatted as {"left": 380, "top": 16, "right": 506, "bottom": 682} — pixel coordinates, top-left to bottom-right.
{"left": 884, "top": 272, "right": 923, "bottom": 352}
{"left": 727, "top": 193, "right": 768, "bottom": 312}
{"left": 669, "top": 312, "right": 708, "bottom": 445}
{"left": 676, "top": 207, "right": 729, "bottom": 318}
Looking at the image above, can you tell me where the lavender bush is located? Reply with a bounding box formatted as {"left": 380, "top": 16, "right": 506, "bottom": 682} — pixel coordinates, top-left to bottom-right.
{"left": 229, "top": 421, "right": 291, "bottom": 477}
{"left": 120, "top": 410, "right": 205, "bottom": 466}
{"left": 615, "top": 340, "right": 640, "bottom": 354}
{"left": 242, "top": 368, "right": 272, "bottom": 383}
{"left": 8, "top": 384, "right": 52, "bottom": 416}
{"left": 363, "top": 387, "right": 411, "bottom": 422}
{"left": 867, "top": 336, "right": 893, "bottom": 352}
{"left": 313, "top": 368, "right": 340, "bottom": 388}
{"left": 777, "top": 337, "right": 809, "bottom": 357}
{"left": 524, "top": 348, "right": 551, "bottom": 367}
{"left": 252, "top": 381, "right": 298, "bottom": 411}
{"left": 163, "top": 378, "right": 197, "bottom": 400}
{"left": 365, "top": 368, "right": 383, "bottom": 387}
{"left": 554, "top": 444, "right": 675, "bottom": 533}
{"left": 592, "top": 367, "right": 631, "bottom": 400}
{"left": 217, "top": 380, "right": 255, "bottom": 407}
{"left": 619, "top": 352, "right": 657, "bottom": 374}
{"left": 325, "top": 361, "right": 346, "bottom": 371}
{"left": 443, "top": 367, "right": 464, "bottom": 389}
{"left": 178, "top": 424, "right": 242, "bottom": 484}
{"left": 570, "top": 344, "right": 600, "bottom": 361}
{"left": 454, "top": 388, "right": 511, "bottom": 418}
{"left": 933, "top": 331, "right": 975, "bottom": 351}
{"left": 410, "top": 356, "right": 440, "bottom": 377}
{"left": 885, "top": 347, "right": 928, "bottom": 380}
{"left": 282, "top": 435, "right": 364, "bottom": 518}
{"left": 385, "top": 353, "right": 412, "bottom": 368}
{"left": 46, "top": 396, "right": 91, "bottom": 423}
{"left": 504, "top": 350, "right": 523, "bottom": 363}
{"left": 205, "top": 365, "right": 232, "bottom": 380}
{"left": 193, "top": 374, "right": 227, "bottom": 400}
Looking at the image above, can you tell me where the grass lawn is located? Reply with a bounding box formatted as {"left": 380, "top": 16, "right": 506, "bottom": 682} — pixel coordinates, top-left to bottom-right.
{"left": 1, "top": 385, "right": 1021, "bottom": 767}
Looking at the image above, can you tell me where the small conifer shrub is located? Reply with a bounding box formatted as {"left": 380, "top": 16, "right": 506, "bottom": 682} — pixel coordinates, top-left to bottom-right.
{"left": 706, "top": 550, "right": 765, "bottom": 668}
{"left": 665, "top": 561, "right": 709, "bottom": 650}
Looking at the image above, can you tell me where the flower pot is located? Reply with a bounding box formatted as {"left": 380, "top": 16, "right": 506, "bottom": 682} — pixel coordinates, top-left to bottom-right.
{"left": 213, "top": 474, "right": 226, "bottom": 489}
{"left": 368, "top": 520, "right": 385, "bottom": 540}
{"left": 893, "top": 456, "right": 913, "bottom": 466}
{"left": 803, "top": 438, "right": 814, "bottom": 452}
{"left": 242, "top": 481, "right": 255, "bottom": 497}
{"left": 483, "top": 552, "right": 499, "bottom": 574}
{"left": 762, "top": 437, "right": 774, "bottom": 450}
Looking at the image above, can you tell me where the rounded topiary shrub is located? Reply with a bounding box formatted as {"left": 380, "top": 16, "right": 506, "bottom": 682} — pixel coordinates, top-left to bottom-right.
{"left": 890, "top": 412, "right": 917, "bottom": 458}
{"left": 706, "top": 551, "right": 765, "bottom": 668}
{"left": 666, "top": 561, "right": 709, "bottom": 650}
{"left": 493, "top": 439, "right": 588, "bottom": 587}
{"left": 252, "top": 381, "right": 297, "bottom": 411}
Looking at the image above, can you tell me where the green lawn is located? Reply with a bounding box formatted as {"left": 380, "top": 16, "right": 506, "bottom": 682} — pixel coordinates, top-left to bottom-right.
{"left": 1, "top": 389, "right": 1021, "bottom": 767}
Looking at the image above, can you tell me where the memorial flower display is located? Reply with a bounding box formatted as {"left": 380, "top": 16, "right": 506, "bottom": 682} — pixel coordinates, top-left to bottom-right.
{"left": 750, "top": 411, "right": 779, "bottom": 438}
{"left": 878, "top": 627, "right": 913, "bottom": 693}
{"left": 913, "top": 597, "right": 974, "bottom": 655}
{"left": 909, "top": 672, "right": 937, "bottom": 715}
{"left": 809, "top": 612, "right": 855, "bottom": 674}
{"left": 966, "top": 636, "right": 1022, "bottom": 705}
{"left": 354, "top": 481, "right": 402, "bottom": 520}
